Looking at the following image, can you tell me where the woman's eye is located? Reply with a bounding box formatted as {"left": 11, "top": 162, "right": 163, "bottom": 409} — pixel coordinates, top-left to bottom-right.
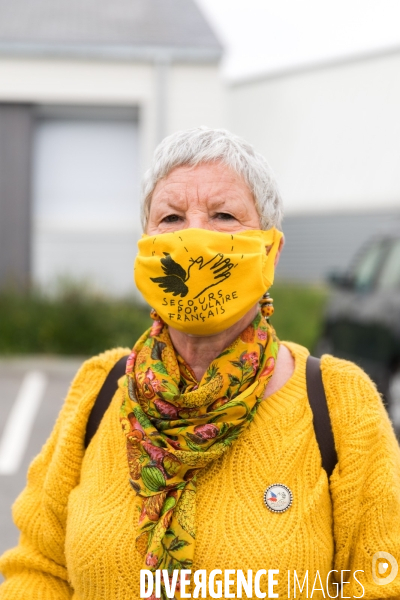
{"left": 214, "top": 212, "right": 235, "bottom": 220}
{"left": 161, "top": 214, "right": 181, "bottom": 223}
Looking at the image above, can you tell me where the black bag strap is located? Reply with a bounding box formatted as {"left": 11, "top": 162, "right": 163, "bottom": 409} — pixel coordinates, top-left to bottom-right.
{"left": 84, "top": 354, "right": 129, "bottom": 449}
{"left": 306, "top": 355, "right": 338, "bottom": 478}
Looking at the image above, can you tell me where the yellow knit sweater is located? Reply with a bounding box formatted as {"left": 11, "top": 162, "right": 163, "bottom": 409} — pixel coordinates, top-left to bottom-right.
{"left": 1, "top": 343, "right": 400, "bottom": 599}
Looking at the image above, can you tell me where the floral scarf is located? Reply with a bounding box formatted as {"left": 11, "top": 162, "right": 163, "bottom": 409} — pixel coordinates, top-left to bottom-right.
{"left": 120, "top": 312, "right": 278, "bottom": 595}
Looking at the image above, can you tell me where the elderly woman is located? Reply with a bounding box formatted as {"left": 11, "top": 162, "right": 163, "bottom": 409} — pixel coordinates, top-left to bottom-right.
{"left": 1, "top": 128, "right": 400, "bottom": 600}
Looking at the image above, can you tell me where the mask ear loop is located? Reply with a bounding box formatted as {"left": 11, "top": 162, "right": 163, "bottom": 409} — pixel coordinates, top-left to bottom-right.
{"left": 259, "top": 292, "right": 274, "bottom": 320}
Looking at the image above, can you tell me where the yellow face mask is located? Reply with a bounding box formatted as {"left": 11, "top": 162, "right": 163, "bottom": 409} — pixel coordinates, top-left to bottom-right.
{"left": 134, "top": 227, "right": 283, "bottom": 335}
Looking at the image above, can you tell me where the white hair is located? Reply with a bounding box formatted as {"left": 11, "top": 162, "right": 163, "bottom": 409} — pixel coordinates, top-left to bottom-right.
{"left": 141, "top": 127, "right": 283, "bottom": 230}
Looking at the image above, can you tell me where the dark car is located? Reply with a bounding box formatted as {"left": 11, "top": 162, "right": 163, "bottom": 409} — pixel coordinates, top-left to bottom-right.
{"left": 316, "top": 234, "right": 400, "bottom": 433}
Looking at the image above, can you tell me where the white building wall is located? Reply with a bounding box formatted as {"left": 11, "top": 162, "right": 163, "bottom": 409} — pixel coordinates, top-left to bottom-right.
{"left": 228, "top": 51, "right": 400, "bottom": 214}
{"left": 0, "top": 57, "right": 156, "bottom": 186}
{"left": 0, "top": 57, "right": 225, "bottom": 171}
{"left": 167, "top": 63, "right": 226, "bottom": 133}
{"left": 0, "top": 56, "right": 225, "bottom": 295}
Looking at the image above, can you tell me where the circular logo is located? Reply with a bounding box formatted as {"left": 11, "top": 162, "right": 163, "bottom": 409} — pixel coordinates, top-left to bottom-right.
{"left": 372, "top": 551, "right": 398, "bottom": 585}
{"left": 263, "top": 483, "right": 293, "bottom": 513}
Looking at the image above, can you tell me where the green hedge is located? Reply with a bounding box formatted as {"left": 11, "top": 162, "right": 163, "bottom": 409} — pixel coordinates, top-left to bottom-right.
{"left": 270, "top": 282, "right": 328, "bottom": 351}
{"left": 0, "top": 288, "right": 151, "bottom": 355}
{"left": 0, "top": 283, "right": 327, "bottom": 355}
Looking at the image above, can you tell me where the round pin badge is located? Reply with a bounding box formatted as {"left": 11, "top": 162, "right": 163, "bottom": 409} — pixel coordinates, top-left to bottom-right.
{"left": 263, "top": 483, "right": 293, "bottom": 513}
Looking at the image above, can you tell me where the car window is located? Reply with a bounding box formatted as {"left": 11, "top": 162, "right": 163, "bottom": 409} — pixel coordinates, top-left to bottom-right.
{"left": 377, "top": 240, "right": 400, "bottom": 290}
{"left": 353, "top": 241, "right": 386, "bottom": 292}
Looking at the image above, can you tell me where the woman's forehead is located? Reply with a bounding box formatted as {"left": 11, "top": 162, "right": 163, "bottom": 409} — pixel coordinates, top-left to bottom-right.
{"left": 151, "top": 162, "right": 253, "bottom": 208}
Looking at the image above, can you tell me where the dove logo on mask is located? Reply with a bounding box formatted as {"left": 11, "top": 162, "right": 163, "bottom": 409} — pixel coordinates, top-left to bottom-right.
{"left": 134, "top": 227, "right": 283, "bottom": 335}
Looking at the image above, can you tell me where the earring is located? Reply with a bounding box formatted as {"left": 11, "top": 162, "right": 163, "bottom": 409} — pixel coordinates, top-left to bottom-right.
{"left": 150, "top": 308, "right": 162, "bottom": 321}
{"left": 259, "top": 292, "right": 274, "bottom": 320}
{"left": 149, "top": 308, "right": 164, "bottom": 335}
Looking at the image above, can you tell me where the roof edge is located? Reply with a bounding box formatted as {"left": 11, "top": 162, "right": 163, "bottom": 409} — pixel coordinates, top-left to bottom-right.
{"left": 0, "top": 42, "right": 222, "bottom": 63}
{"left": 229, "top": 44, "right": 400, "bottom": 87}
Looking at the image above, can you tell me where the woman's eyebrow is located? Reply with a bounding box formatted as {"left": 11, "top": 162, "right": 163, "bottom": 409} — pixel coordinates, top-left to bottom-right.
{"left": 154, "top": 194, "right": 240, "bottom": 214}
{"left": 157, "top": 197, "right": 186, "bottom": 212}
{"left": 207, "top": 197, "right": 236, "bottom": 209}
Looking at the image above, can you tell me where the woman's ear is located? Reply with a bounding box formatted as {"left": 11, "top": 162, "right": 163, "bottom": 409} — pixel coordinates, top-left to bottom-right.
{"left": 274, "top": 235, "right": 285, "bottom": 267}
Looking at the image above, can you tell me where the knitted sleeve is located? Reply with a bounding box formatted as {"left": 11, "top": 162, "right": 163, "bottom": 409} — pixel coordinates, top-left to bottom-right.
{"left": 323, "top": 355, "right": 400, "bottom": 599}
{"left": 0, "top": 347, "right": 129, "bottom": 600}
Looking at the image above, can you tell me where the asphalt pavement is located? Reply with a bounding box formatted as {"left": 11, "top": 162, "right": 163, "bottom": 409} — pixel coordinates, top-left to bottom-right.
{"left": 0, "top": 356, "right": 85, "bottom": 584}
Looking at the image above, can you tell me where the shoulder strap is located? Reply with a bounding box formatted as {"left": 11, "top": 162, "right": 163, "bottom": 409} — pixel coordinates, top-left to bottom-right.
{"left": 306, "top": 355, "right": 338, "bottom": 478}
{"left": 84, "top": 354, "right": 129, "bottom": 449}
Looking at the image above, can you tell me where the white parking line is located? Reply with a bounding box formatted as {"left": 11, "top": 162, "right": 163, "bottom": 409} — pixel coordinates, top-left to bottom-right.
{"left": 0, "top": 371, "right": 47, "bottom": 475}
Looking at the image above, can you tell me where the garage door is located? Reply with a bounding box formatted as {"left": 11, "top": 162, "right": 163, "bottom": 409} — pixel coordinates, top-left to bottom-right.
{"left": 32, "top": 108, "right": 141, "bottom": 296}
